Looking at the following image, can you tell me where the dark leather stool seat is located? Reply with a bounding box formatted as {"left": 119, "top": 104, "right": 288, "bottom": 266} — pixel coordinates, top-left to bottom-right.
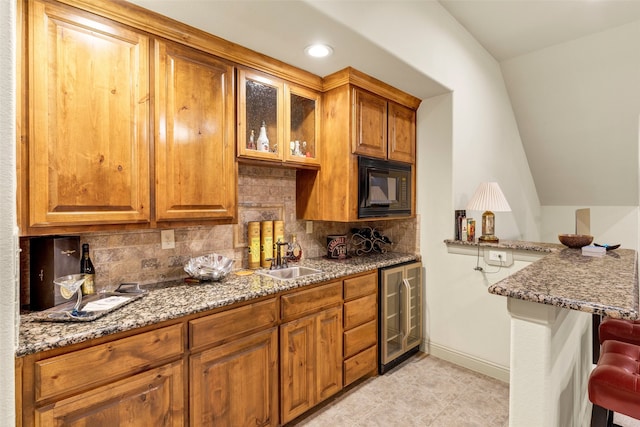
{"left": 589, "top": 340, "right": 640, "bottom": 426}
{"left": 599, "top": 318, "right": 640, "bottom": 346}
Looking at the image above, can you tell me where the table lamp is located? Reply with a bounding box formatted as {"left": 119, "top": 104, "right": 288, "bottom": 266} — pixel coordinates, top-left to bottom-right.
{"left": 466, "top": 182, "right": 511, "bottom": 243}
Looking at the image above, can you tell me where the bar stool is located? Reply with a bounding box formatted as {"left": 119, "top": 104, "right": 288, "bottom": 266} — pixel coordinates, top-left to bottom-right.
{"left": 588, "top": 339, "right": 640, "bottom": 427}
{"left": 599, "top": 318, "right": 640, "bottom": 346}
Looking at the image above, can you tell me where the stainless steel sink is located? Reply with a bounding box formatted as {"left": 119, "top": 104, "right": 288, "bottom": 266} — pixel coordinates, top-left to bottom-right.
{"left": 256, "top": 266, "right": 323, "bottom": 280}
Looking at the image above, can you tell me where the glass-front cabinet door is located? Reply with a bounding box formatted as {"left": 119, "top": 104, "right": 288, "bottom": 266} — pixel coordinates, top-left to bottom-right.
{"left": 238, "top": 68, "right": 284, "bottom": 161}
{"left": 284, "top": 84, "right": 320, "bottom": 166}
{"left": 238, "top": 68, "right": 320, "bottom": 167}
{"left": 404, "top": 263, "right": 423, "bottom": 350}
{"left": 381, "top": 266, "right": 405, "bottom": 364}
{"left": 380, "top": 262, "right": 423, "bottom": 366}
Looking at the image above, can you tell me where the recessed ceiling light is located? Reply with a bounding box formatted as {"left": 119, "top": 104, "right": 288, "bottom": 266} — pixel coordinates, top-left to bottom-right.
{"left": 304, "top": 44, "right": 333, "bottom": 58}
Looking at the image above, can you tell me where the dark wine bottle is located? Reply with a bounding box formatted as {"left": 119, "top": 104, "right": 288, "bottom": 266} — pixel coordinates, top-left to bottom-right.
{"left": 80, "top": 243, "right": 96, "bottom": 295}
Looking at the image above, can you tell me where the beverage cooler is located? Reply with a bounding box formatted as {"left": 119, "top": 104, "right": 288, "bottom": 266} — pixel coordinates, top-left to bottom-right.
{"left": 378, "top": 261, "right": 423, "bottom": 374}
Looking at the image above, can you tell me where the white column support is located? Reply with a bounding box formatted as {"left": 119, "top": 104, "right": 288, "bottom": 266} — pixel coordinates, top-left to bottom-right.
{"left": 507, "top": 298, "right": 592, "bottom": 427}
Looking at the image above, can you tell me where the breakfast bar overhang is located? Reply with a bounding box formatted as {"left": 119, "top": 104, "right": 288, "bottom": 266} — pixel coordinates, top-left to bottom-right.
{"left": 488, "top": 248, "right": 639, "bottom": 427}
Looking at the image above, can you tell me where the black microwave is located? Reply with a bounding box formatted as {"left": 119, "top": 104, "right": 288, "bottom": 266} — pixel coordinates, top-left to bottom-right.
{"left": 358, "top": 156, "right": 412, "bottom": 218}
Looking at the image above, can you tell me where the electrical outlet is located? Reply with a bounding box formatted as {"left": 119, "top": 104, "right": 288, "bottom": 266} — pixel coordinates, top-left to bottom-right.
{"left": 161, "top": 229, "right": 175, "bottom": 249}
{"left": 306, "top": 221, "right": 313, "bottom": 234}
{"left": 489, "top": 250, "right": 507, "bottom": 262}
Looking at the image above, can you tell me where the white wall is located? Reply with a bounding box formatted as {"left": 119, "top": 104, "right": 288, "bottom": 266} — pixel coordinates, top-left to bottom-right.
{"left": 501, "top": 21, "right": 640, "bottom": 252}
{"left": 308, "top": 1, "right": 541, "bottom": 378}
{"left": 501, "top": 21, "right": 640, "bottom": 207}
{"left": 0, "top": 0, "right": 17, "bottom": 425}
{"left": 541, "top": 206, "right": 639, "bottom": 250}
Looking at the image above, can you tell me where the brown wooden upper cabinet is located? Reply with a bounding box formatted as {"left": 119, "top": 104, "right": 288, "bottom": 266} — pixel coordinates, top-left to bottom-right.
{"left": 387, "top": 101, "right": 417, "bottom": 164}
{"left": 26, "top": 0, "right": 151, "bottom": 230}
{"left": 20, "top": 0, "right": 239, "bottom": 234}
{"left": 238, "top": 68, "right": 321, "bottom": 167}
{"left": 297, "top": 68, "right": 420, "bottom": 222}
{"left": 154, "top": 40, "right": 237, "bottom": 222}
{"left": 353, "top": 88, "right": 417, "bottom": 164}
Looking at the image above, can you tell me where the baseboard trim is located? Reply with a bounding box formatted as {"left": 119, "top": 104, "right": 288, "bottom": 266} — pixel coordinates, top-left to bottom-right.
{"left": 424, "top": 341, "right": 510, "bottom": 383}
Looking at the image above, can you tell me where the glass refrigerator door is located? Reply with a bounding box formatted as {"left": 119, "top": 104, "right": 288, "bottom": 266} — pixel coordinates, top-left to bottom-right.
{"left": 404, "top": 263, "right": 423, "bottom": 350}
{"left": 382, "top": 266, "right": 405, "bottom": 364}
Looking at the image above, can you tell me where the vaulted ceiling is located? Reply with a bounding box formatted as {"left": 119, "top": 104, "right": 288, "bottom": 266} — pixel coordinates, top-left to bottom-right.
{"left": 129, "top": 0, "right": 640, "bottom": 206}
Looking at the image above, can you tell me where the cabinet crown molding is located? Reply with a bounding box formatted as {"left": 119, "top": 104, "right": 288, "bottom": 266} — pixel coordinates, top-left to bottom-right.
{"left": 322, "top": 67, "right": 422, "bottom": 110}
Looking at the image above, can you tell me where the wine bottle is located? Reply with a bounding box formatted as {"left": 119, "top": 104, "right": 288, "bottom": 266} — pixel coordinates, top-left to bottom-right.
{"left": 80, "top": 243, "right": 96, "bottom": 295}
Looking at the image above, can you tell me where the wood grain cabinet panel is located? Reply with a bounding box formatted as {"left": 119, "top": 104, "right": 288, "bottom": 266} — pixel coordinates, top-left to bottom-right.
{"left": 27, "top": 0, "right": 151, "bottom": 227}
{"left": 35, "top": 360, "right": 185, "bottom": 427}
{"left": 280, "top": 284, "right": 343, "bottom": 425}
{"left": 344, "top": 320, "right": 377, "bottom": 359}
{"left": 344, "top": 345, "right": 377, "bottom": 387}
{"left": 342, "top": 271, "right": 378, "bottom": 386}
{"left": 353, "top": 88, "right": 388, "bottom": 159}
{"left": 344, "top": 293, "right": 377, "bottom": 330}
{"left": 281, "top": 281, "right": 342, "bottom": 321}
{"left": 190, "top": 327, "right": 279, "bottom": 427}
{"left": 344, "top": 272, "right": 378, "bottom": 300}
{"left": 280, "top": 314, "right": 316, "bottom": 423}
{"left": 388, "top": 102, "right": 416, "bottom": 163}
{"left": 154, "top": 40, "right": 237, "bottom": 221}
{"left": 35, "top": 324, "right": 184, "bottom": 402}
{"left": 189, "top": 298, "right": 277, "bottom": 352}
{"left": 315, "top": 306, "right": 343, "bottom": 402}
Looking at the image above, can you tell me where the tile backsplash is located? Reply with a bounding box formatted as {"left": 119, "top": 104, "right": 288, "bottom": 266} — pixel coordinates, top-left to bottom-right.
{"left": 21, "top": 164, "right": 417, "bottom": 302}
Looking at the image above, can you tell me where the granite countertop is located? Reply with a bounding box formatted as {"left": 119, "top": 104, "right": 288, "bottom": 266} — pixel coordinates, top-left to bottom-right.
{"left": 17, "top": 252, "right": 418, "bottom": 357}
{"left": 444, "top": 239, "right": 564, "bottom": 253}
{"left": 488, "top": 248, "right": 639, "bottom": 319}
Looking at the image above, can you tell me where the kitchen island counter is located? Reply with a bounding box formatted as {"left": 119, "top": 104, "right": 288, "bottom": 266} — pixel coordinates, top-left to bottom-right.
{"left": 17, "top": 252, "right": 417, "bottom": 357}
{"left": 484, "top": 246, "right": 638, "bottom": 427}
{"left": 488, "top": 247, "right": 638, "bottom": 320}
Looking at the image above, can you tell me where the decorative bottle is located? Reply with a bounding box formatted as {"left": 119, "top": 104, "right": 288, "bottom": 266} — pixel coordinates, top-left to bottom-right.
{"left": 257, "top": 121, "right": 270, "bottom": 152}
{"left": 248, "top": 129, "right": 256, "bottom": 150}
{"left": 289, "top": 235, "right": 302, "bottom": 262}
{"left": 80, "top": 243, "right": 96, "bottom": 295}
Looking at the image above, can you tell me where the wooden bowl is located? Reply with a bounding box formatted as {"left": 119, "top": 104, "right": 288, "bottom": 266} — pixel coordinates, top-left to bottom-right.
{"left": 558, "top": 234, "right": 593, "bottom": 248}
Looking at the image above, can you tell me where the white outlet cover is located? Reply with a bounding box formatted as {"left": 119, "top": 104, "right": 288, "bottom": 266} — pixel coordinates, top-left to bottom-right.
{"left": 483, "top": 248, "right": 513, "bottom": 267}
{"left": 161, "top": 229, "right": 175, "bottom": 249}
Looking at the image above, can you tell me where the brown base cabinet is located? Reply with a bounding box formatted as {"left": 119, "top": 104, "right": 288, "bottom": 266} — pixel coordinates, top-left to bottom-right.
{"left": 343, "top": 272, "right": 378, "bottom": 387}
{"left": 280, "top": 306, "right": 343, "bottom": 424}
{"left": 280, "top": 281, "right": 343, "bottom": 424}
{"left": 19, "top": 324, "right": 186, "bottom": 427}
{"left": 190, "top": 328, "right": 279, "bottom": 427}
{"left": 18, "top": 272, "right": 382, "bottom": 426}
{"left": 36, "top": 361, "right": 185, "bottom": 426}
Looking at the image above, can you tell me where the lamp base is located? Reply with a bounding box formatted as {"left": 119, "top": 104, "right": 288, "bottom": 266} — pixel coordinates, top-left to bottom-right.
{"left": 479, "top": 235, "right": 499, "bottom": 243}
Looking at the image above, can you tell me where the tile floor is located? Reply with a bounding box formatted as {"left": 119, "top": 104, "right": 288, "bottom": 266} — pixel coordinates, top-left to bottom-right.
{"left": 292, "top": 352, "right": 640, "bottom": 427}
{"left": 293, "top": 352, "right": 508, "bottom": 427}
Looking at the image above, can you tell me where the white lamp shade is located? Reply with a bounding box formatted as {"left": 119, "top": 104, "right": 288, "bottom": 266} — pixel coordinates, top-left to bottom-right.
{"left": 466, "top": 182, "right": 511, "bottom": 212}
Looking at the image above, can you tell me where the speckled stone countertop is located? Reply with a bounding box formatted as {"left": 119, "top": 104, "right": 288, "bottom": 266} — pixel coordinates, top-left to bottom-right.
{"left": 17, "top": 252, "right": 418, "bottom": 357}
{"left": 488, "top": 248, "right": 638, "bottom": 319}
{"left": 444, "top": 239, "right": 564, "bottom": 253}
